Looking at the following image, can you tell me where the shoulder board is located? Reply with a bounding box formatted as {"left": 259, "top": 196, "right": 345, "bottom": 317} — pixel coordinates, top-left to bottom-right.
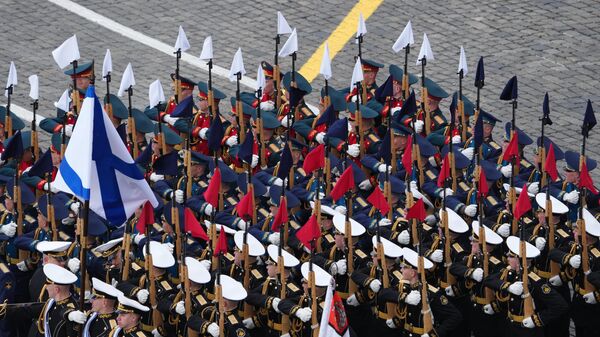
{"left": 520, "top": 160, "right": 532, "bottom": 168}
{"left": 489, "top": 141, "right": 501, "bottom": 150}
{"left": 523, "top": 217, "right": 533, "bottom": 224}
{"left": 428, "top": 284, "right": 440, "bottom": 293}
{"left": 458, "top": 181, "right": 470, "bottom": 192}
{"left": 136, "top": 332, "right": 146, "bottom": 337}
{"left": 434, "top": 115, "right": 445, "bottom": 124}
{"left": 224, "top": 252, "right": 235, "bottom": 262}
{"left": 195, "top": 294, "right": 208, "bottom": 306}
{"left": 289, "top": 220, "right": 300, "bottom": 230}
{"left": 59, "top": 231, "right": 71, "bottom": 241}
{"left": 92, "top": 250, "right": 102, "bottom": 258}
{"left": 355, "top": 197, "right": 368, "bottom": 207}
{"left": 251, "top": 269, "right": 263, "bottom": 279}
{"left": 0, "top": 263, "right": 8, "bottom": 273}
{"left": 368, "top": 134, "right": 380, "bottom": 143}
{"left": 24, "top": 215, "right": 36, "bottom": 223}
{"left": 355, "top": 249, "right": 367, "bottom": 259}
{"left": 226, "top": 197, "right": 238, "bottom": 205}
{"left": 489, "top": 256, "right": 501, "bottom": 265}
{"left": 297, "top": 168, "right": 306, "bottom": 177}
{"left": 324, "top": 233, "right": 335, "bottom": 244}
{"left": 486, "top": 195, "right": 499, "bottom": 206}
{"left": 423, "top": 223, "right": 432, "bottom": 232}
{"left": 426, "top": 170, "right": 437, "bottom": 180}
{"left": 198, "top": 180, "right": 208, "bottom": 189}
{"left": 393, "top": 270, "right": 402, "bottom": 281}
{"left": 557, "top": 229, "right": 569, "bottom": 238}
{"left": 269, "top": 143, "right": 282, "bottom": 154}
{"left": 287, "top": 283, "right": 300, "bottom": 292}
{"left": 452, "top": 242, "right": 464, "bottom": 253}
{"left": 132, "top": 262, "right": 143, "bottom": 271}
{"left": 160, "top": 280, "right": 172, "bottom": 291}
{"left": 227, "top": 314, "right": 239, "bottom": 325}
{"left": 301, "top": 106, "right": 313, "bottom": 117}
{"left": 528, "top": 272, "right": 541, "bottom": 282}
{"left": 591, "top": 248, "right": 600, "bottom": 258}
{"left": 258, "top": 208, "right": 270, "bottom": 218}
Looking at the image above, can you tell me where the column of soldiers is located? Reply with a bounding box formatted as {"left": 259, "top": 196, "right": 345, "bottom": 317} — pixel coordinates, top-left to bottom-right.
{"left": 0, "top": 32, "right": 600, "bottom": 337}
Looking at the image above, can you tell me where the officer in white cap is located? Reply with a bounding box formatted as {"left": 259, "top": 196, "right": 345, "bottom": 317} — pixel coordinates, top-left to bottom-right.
{"left": 170, "top": 257, "right": 211, "bottom": 336}
{"left": 227, "top": 230, "right": 267, "bottom": 289}
{"left": 84, "top": 277, "right": 123, "bottom": 337}
{"left": 30, "top": 240, "right": 73, "bottom": 302}
{"left": 109, "top": 294, "right": 151, "bottom": 336}
{"left": 91, "top": 238, "right": 124, "bottom": 284}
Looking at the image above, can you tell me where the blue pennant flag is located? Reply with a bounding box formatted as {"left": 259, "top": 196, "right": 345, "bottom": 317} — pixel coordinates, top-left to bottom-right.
{"left": 277, "top": 142, "right": 293, "bottom": 180}
{"left": 474, "top": 57, "right": 485, "bottom": 89}
{"left": 153, "top": 151, "right": 178, "bottom": 176}
{"left": 170, "top": 94, "right": 194, "bottom": 118}
{"left": 374, "top": 75, "right": 394, "bottom": 104}
{"left": 238, "top": 128, "right": 254, "bottom": 165}
{"left": 208, "top": 112, "right": 225, "bottom": 152}
{"left": 1, "top": 130, "right": 23, "bottom": 161}
{"left": 500, "top": 76, "right": 518, "bottom": 101}
{"left": 28, "top": 149, "right": 53, "bottom": 178}
{"left": 474, "top": 112, "right": 484, "bottom": 150}
{"left": 542, "top": 92, "right": 552, "bottom": 126}
{"left": 326, "top": 117, "right": 348, "bottom": 141}
{"left": 582, "top": 99, "right": 596, "bottom": 138}
{"left": 315, "top": 104, "right": 337, "bottom": 128}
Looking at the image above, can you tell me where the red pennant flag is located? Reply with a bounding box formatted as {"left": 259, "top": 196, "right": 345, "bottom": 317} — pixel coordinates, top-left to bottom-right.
{"left": 367, "top": 186, "right": 390, "bottom": 215}
{"left": 203, "top": 167, "right": 221, "bottom": 208}
{"left": 184, "top": 208, "right": 209, "bottom": 240}
{"left": 478, "top": 167, "right": 489, "bottom": 198}
{"left": 330, "top": 166, "right": 355, "bottom": 201}
{"left": 544, "top": 143, "right": 559, "bottom": 182}
{"left": 401, "top": 135, "right": 413, "bottom": 177}
{"left": 437, "top": 154, "right": 450, "bottom": 188}
{"left": 502, "top": 131, "right": 520, "bottom": 164}
{"left": 271, "top": 196, "right": 288, "bottom": 232}
{"left": 295, "top": 214, "right": 321, "bottom": 250}
{"left": 579, "top": 160, "right": 599, "bottom": 195}
{"left": 406, "top": 198, "right": 426, "bottom": 222}
{"left": 136, "top": 201, "right": 155, "bottom": 233}
{"left": 303, "top": 144, "right": 325, "bottom": 174}
{"left": 236, "top": 192, "right": 253, "bottom": 219}
{"left": 213, "top": 229, "right": 228, "bottom": 256}
{"left": 514, "top": 184, "right": 532, "bottom": 219}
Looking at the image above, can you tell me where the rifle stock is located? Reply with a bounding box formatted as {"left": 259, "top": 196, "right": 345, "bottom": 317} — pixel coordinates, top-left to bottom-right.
{"left": 278, "top": 255, "right": 290, "bottom": 334}
{"left": 419, "top": 256, "right": 433, "bottom": 333}
{"left": 520, "top": 240, "right": 534, "bottom": 318}
{"left": 441, "top": 209, "right": 456, "bottom": 285}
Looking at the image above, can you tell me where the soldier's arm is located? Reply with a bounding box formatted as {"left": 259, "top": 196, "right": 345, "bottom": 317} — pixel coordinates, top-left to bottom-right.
{"left": 429, "top": 291, "right": 462, "bottom": 337}
{"left": 528, "top": 282, "right": 569, "bottom": 327}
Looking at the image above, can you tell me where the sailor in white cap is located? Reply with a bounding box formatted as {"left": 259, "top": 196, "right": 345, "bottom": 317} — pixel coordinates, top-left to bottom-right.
{"left": 109, "top": 294, "right": 151, "bottom": 336}
{"left": 485, "top": 236, "right": 568, "bottom": 335}
{"left": 29, "top": 240, "right": 74, "bottom": 302}
{"left": 188, "top": 275, "right": 248, "bottom": 337}
{"left": 242, "top": 244, "right": 301, "bottom": 336}
{"left": 378, "top": 247, "right": 462, "bottom": 337}
{"left": 227, "top": 230, "right": 267, "bottom": 289}
{"left": 91, "top": 238, "right": 124, "bottom": 284}
{"left": 84, "top": 277, "right": 123, "bottom": 337}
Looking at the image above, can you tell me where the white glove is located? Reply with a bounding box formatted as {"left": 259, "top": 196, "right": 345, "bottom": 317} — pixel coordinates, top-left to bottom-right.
{"left": 260, "top": 100, "right": 275, "bottom": 111}
{"left": 16, "top": 260, "right": 28, "bottom": 272}
{"left": 174, "top": 189, "right": 185, "bottom": 204}
{"left": 549, "top": 275, "right": 563, "bottom": 287}
{"left": 243, "top": 318, "right": 255, "bottom": 329}
{"left": 386, "top": 318, "right": 396, "bottom": 329}
{"left": 165, "top": 242, "right": 174, "bottom": 254}
{"left": 391, "top": 106, "right": 402, "bottom": 115}
{"left": 331, "top": 259, "right": 347, "bottom": 275}
{"left": 405, "top": 290, "right": 421, "bottom": 305}
{"left": 430, "top": 249, "right": 443, "bottom": 263}
{"left": 199, "top": 128, "right": 209, "bottom": 140}
{"left": 464, "top": 204, "right": 477, "bottom": 217}
{"left": 251, "top": 154, "right": 259, "bottom": 168}
{"left": 315, "top": 132, "right": 326, "bottom": 144}
{"left": 421, "top": 334, "right": 430, "bottom": 337}
{"left": 295, "top": 307, "right": 312, "bottom": 322}
{"left": 445, "top": 286, "right": 455, "bottom": 297}
{"left": 272, "top": 297, "right": 281, "bottom": 313}
{"left": 0, "top": 222, "right": 17, "bottom": 237}
{"left": 334, "top": 205, "right": 347, "bottom": 215}
{"left": 414, "top": 120, "right": 424, "bottom": 134}
{"left": 43, "top": 182, "right": 59, "bottom": 193}
{"left": 200, "top": 260, "right": 211, "bottom": 270}
{"left": 207, "top": 322, "right": 220, "bottom": 337}
{"left": 564, "top": 190, "right": 579, "bottom": 204}
{"left": 397, "top": 230, "right": 410, "bottom": 245}
{"left": 175, "top": 301, "right": 186, "bottom": 315}
{"left": 133, "top": 234, "right": 146, "bottom": 245}
{"left": 272, "top": 177, "right": 284, "bottom": 187}
{"left": 346, "top": 294, "right": 359, "bottom": 306}
{"left": 452, "top": 135, "right": 462, "bottom": 144}
{"left": 497, "top": 223, "right": 511, "bottom": 238}
{"left": 358, "top": 179, "right": 372, "bottom": 191}
{"left": 508, "top": 282, "right": 523, "bottom": 296}
{"left": 483, "top": 304, "right": 495, "bottom": 315}
{"left": 410, "top": 187, "right": 425, "bottom": 200}
{"left": 164, "top": 115, "right": 179, "bottom": 126}
{"left": 378, "top": 163, "right": 391, "bottom": 173}
{"left": 370, "top": 279, "right": 382, "bottom": 293}
{"left": 522, "top": 317, "right": 535, "bottom": 329}
{"left": 225, "top": 136, "right": 238, "bottom": 147}
{"left": 151, "top": 328, "right": 163, "bottom": 337}
{"left": 378, "top": 218, "right": 392, "bottom": 227}
{"left": 237, "top": 219, "right": 247, "bottom": 230}
{"left": 346, "top": 144, "right": 360, "bottom": 158}
{"left": 425, "top": 214, "right": 437, "bottom": 226}
{"left": 528, "top": 182, "right": 539, "bottom": 195}
{"left": 461, "top": 147, "right": 474, "bottom": 160}
{"left": 535, "top": 237, "right": 546, "bottom": 251}
{"left": 471, "top": 268, "right": 484, "bottom": 282}
{"left": 64, "top": 124, "right": 74, "bottom": 137}
{"left": 137, "top": 289, "right": 149, "bottom": 304}
{"left": 68, "top": 258, "right": 80, "bottom": 273}
{"left": 280, "top": 115, "right": 290, "bottom": 128}
{"left": 500, "top": 165, "right": 512, "bottom": 178}
{"left": 583, "top": 292, "right": 598, "bottom": 304}
{"left": 440, "top": 188, "right": 454, "bottom": 197}
{"left": 569, "top": 255, "right": 581, "bottom": 269}
{"left": 204, "top": 204, "right": 214, "bottom": 216}
{"left": 428, "top": 156, "right": 438, "bottom": 167}
{"left": 150, "top": 173, "right": 164, "bottom": 182}
{"left": 69, "top": 202, "right": 81, "bottom": 214}
{"left": 267, "top": 232, "right": 280, "bottom": 245}
{"left": 67, "top": 310, "right": 87, "bottom": 324}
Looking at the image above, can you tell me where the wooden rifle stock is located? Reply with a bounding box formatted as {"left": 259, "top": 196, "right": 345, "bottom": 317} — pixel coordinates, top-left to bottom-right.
{"left": 520, "top": 240, "right": 534, "bottom": 318}
{"left": 441, "top": 209, "right": 456, "bottom": 285}
{"left": 419, "top": 256, "right": 433, "bottom": 333}
{"left": 278, "top": 255, "right": 290, "bottom": 334}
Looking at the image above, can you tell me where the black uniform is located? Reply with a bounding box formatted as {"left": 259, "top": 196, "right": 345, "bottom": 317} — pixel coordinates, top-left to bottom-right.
{"left": 83, "top": 312, "right": 118, "bottom": 337}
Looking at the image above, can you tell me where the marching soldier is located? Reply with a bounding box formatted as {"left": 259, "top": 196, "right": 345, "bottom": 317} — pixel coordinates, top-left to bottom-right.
{"left": 84, "top": 277, "right": 122, "bottom": 337}
{"left": 109, "top": 294, "right": 152, "bottom": 336}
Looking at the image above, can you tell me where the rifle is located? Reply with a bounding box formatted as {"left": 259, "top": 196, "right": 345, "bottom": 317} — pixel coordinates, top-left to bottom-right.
{"left": 519, "top": 231, "right": 534, "bottom": 318}
{"left": 146, "top": 225, "right": 164, "bottom": 331}
{"left": 182, "top": 233, "right": 199, "bottom": 337}
{"left": 355, "top": 82, "right": 365, "bottom": 158}
{"left": 420, "top": 58, "right": 430, "bottom": 135}
{"left": 356, "top": 34, "right": 368, "bottom": 105}
{"left": 174, "top": 49, "right": 182, "bottom": 104}
{"left": 418, "top": 255, "right": 433, "bottom": 333}
{"left": 45, "top": 175, "right": 57, "bottom": 241}
{"left": 185, "top": 123, "right": 193, "bottom": 198}
{"left": 278, "top": 202, "right": 290, "bottom": 335}
{"left": 475, "top": 155, "right": 494, "bottom": 303}
{"left": 309, "top": 242, "right": 318, "bottom": 337}
{"left": 207, "top": 58, "right": 216, "bottom": 119}
{"left": 402, "top": 44, "right": 410, "bottom": 100}
{"left": 71, "top": 60, "right": 81, "bottom": 117}
{"left": 78, "top": 201, "right": 90, "bottom": 337}
{"left": 215, "top": 252, "right": 225, "bottom": 337}
{"left": 242, "top": 200, "right": 254, "bottom": 319}
{"left": 578, "top": 143, "right": 595, "bottom": 292}
{"left": 345, "top": 191, "right": 357, "bottom": 294}
{"left": 31, "top": 99, "right": 39, "bottom": 160}
{"left": 126, "top": 86, "right": 138, "bottom": 159}
{"left": 274, "top": 33, "right": 282, "bottom": 111}
{"left": 104, "top": 70, "right": 113, "bottom": 120}
{"left": 375, "top": 217, "right": 394, "bottom": 318}
{"left": 5, "top": 83, "right": 13, "bottom": 138}
{"left": 236, "top": 72, "right": 245, "bottom": 144}
{"left": 458, "top": 69, "right": 467, "bottom": 140}
{"left": 545, "top": 187, "right": 560, "bottom": 277}
{"left": 121, "top": 217, "right": 132, "bottom": 281}
{"left": 14, "top": 162, "right": 27, "bottom": 261}
{"left": 256, "top": 86, "right": 267, "bottom": 168}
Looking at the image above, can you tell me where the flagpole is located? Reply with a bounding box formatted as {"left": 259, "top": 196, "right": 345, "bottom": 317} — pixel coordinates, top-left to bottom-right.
{"left": 77, "top": 200, "right": 90, "bottom": 337}
{"left": 578, "top": 111, "right": 594, "bottom": 292}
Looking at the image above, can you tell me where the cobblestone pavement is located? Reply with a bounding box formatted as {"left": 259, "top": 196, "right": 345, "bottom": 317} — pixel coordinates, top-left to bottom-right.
{"left": 1, "top": 0, "right": 599, "bottom": 179}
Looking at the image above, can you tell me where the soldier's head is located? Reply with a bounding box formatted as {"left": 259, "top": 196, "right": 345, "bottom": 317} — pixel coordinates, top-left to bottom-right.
{"left": 261, "top": 61, "right": 276, "bottom": 95}
{"left": 506, "top": 236, "right": 540, "bottom": 272}
{"left": 43, "top": 264, "right": 77, "bottom": 299}
{"left": 400, "top": 247, "right": 433, "bottom": 284}
{"left": 361, "top": 59, "right": 383, "bottom": 87}
{"left": 171, "top": 74, "right": 196, "bottom": 101}
{"left": 90, "top": 278, "right": 120, "bottom": 314}
{"left": 116, "top": 295, "right": 149, "bottom": 330}
{"left": 220, "top": 275, "right": 248, "bottom": 310}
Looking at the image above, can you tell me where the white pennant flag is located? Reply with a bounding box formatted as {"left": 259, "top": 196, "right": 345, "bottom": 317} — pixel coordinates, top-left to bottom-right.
{"left": 355, "top": 13, "right": 367, "bottom": 43}
{"left": 28, "top": 75, "right": 39, "bottom": 100}
{"left": 278, "top": 28, "right": 298, "bottom": 57}
{"left": 319, "top": 42, "right": 332, "bottom": 80}
{"left": 416, "top": 33, "right": 434, "bottom": 65}
{"left": 277, "top": 11, "right": 292, "bottom": 35}
{"left": 199, "top": 36, "right": 213, "bottom": 61}
{"left": 148, "top": 79, "right": 166, "bottom": 108}
{"left": 52, "top": 35, "right": 80, "bottom": 69}
{"left": 458, "top": 46, "right": 468, "bottom": 76}
{"left": 350, "top": 57, "right": 364, "bottom": 90}
{"left": 118, "top": 63, "right": 136, "bottom": 97}
{"left": 256, "top": 64, "right": 266, "bottom": 91}
{"left": 4, "top": 62, "right": 17, "bottom": 97}
{"left": 392, "top": 21, "right": 414, "bottom": 53}
{"left": 228, "top": 48, "right": 246, "bottom": 82}
{"left": 102, "top": 49, "right": 112, "bottom": 81}
{"left": 54, "top": 89, "right": 71, "bottom": 111}
{"left": 174, "top": 25, "right": 191, "bottom": 52}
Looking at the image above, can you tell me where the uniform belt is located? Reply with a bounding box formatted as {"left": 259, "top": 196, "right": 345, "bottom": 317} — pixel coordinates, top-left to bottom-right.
{"left": 508, "top": 312, "right": 524, "bottom": 323}
{"left": 575, "top": 285, "right": 589, "bottom": 296}
{"left": 371, "top": 308, "right": 388, "bottom": 320}
{"left": 403, "top": 323, "right": 425, "bottom": 334}
{"left": 141, "top": 323, "right": 154, "bottom": 332}
{"left": 533, "top": 267, "right": 551, "bottom": 279}
{"left": 471, "top": 295, "right": 491, "bottom": 305}
{"left": 234, "top": 167, "right": 245, "bottom": 173}
{"left": 267, "top": 321, "right": 282, "bottom": 331}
